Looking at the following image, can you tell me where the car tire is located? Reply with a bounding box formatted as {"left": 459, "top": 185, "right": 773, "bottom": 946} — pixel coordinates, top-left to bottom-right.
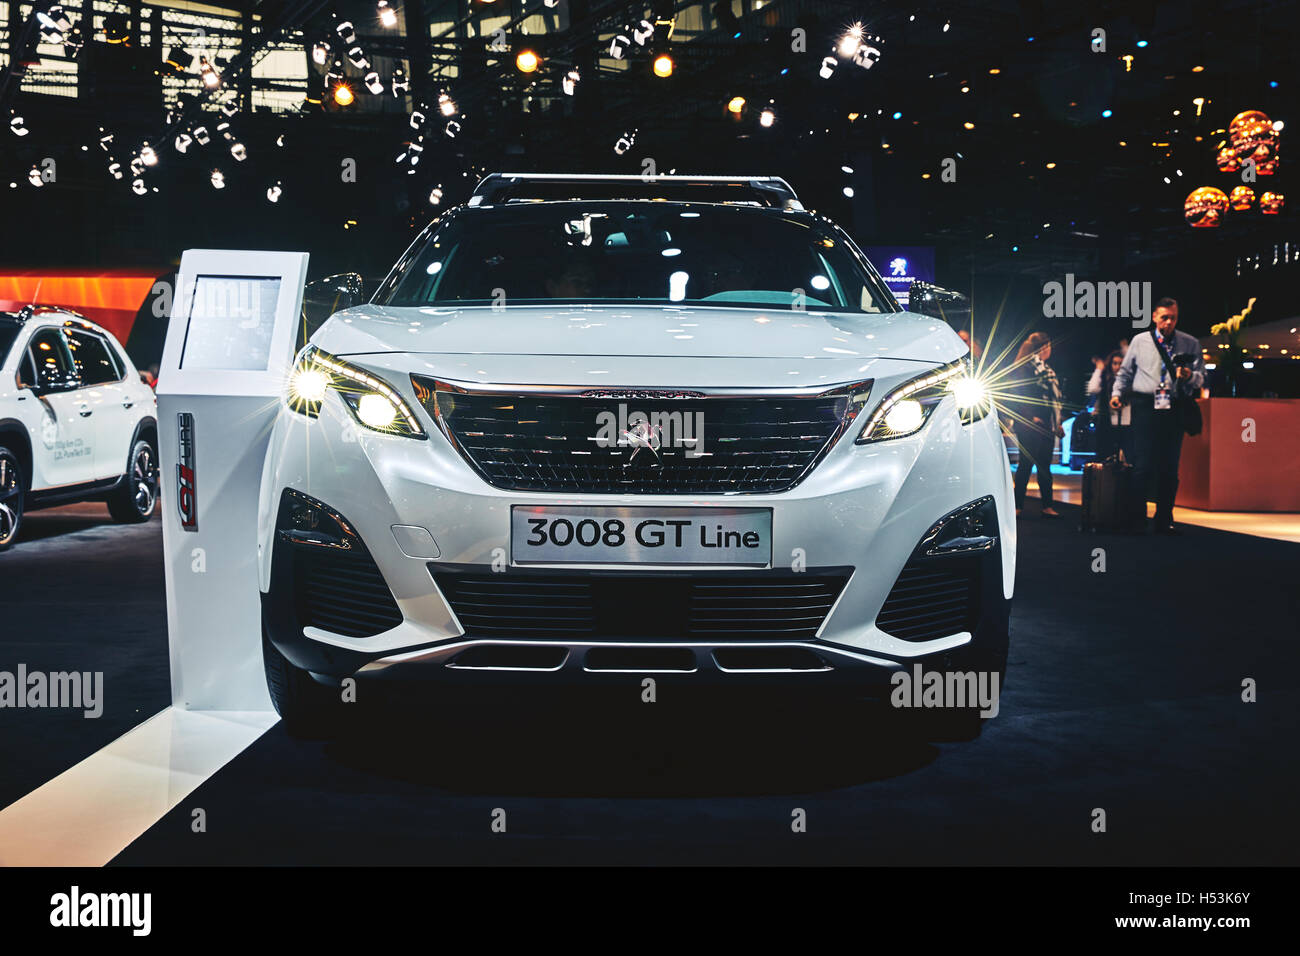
{"left": 106, "top": 437, "right": 159, "bottom": 523}
{"left": 262, "top": 627, "right": 344, "bottom": 738}
{"left": 0, "top": 445, "right": 25, "bottom": 552}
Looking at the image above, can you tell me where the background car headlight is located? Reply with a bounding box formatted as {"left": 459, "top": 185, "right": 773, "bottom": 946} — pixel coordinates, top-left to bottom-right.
{"left": 287, "top": 346, "right": 426, "bottom": 439}
{"left": 857, "top": 359, "right": 990, "bottom": 443}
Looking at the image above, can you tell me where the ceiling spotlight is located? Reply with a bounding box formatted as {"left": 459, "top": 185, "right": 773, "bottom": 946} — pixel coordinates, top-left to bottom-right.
{"left": 347, "top": 46, "right": 370, "bottom": 70}
{"left": 377, "top": 1, "right": 397, "bottom": 28}
{"left": 843, "top": 186, "right": 854, "bottom": 197}
{"left": 429, "top": 186, "right": 444, "bottom": 205}
{"left": 438, "top": 92, "right": 457, "bottom": 116}
{"left": 839, "top": 25, "right": 864, "bottom": 58}
{"left": 336, "top": 19, "right": 357, "bottom": 45}
{"left": 653, "top": 54, "right": 674, "bottom": 77}
{"left": 28, "top": 167, "right": 44, "bottom": 188}
{"left": 108, "top": 162, "right": 123, "bottom": 180}
{"left": 727, "top": 95, "right": 746, "bottom": 115}
{"left": 515, "top": 49, "right": 540, "bottom": 73}
{"left": 391, "top": 68, "right": 410, "bottom": 95}
{"left": 174, "top": 132, "right": 192, "bottom": 153}
{"left": 131, "top": 178, "right": 147, "bottom": 196}
{"left": 230, "top": 141, "right": 247, "bottom": 161}
{"left": 963, "top": 121, "right": 975, "bottom": 129}
{"left": 333, "top": 83, "right": 355, "bottom": 106}
{"left": 166, "top": 47, "right": 195, "bottom": 72}
{"left": 9, "top": 115, "right": 28, "bottom": 137}
{"left": 140, "top": 144, "right": 158, "bottom": 166}
{"left": 193, "top": 126, "right": 210, "bottom": 145}
{"left": 759, "top": 108, "right": 775, "bottom": 127}
{"left": 210, "top": 170, "right": 225, "bottom": 189}
{"left": 267, "top": 182, "right": 282, "bottom": 203}
{"left": 609, "top": 34, "right": 631, "bottom": 59}
{"left": 199, "top": 58, "right": 220, "bottom": 89}
{"left": 562, "top": 68, "right": 580, "bottom": 95}
{"left": 819, "top": 56, "right": 836, "bottom": 79}
{"left": 312, "top": 41, "right": 330, "bottom": 66}
{"left": 943, "top": 20, "right": 950, "bottom": 32}
{"left": 365, "top": 71, "right": 384, "bottom": 94}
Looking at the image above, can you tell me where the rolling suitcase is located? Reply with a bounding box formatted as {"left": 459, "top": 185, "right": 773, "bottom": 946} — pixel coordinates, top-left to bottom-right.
{"left": 1080, "top": 456, "right": 1139, "bottom": 532}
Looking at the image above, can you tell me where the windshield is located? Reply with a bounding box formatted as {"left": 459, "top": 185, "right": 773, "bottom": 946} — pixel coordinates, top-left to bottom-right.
{"left": 0, "top": 324, "right": 19, "bottom": 366}
{"left": 376, "top": 202, "right": 900, "bottom": 314}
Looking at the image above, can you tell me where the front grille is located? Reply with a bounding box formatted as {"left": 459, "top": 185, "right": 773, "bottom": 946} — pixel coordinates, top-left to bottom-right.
{"left": 414, "top": 379, "right": 867, "bottom": 494}
{"left": 293, "top": 545, "right": 404, "bottom": 638}
{"left": 876, "top": 556, "right": 979, "bottom": 642}
{"left": 433, "top": 568, "right": 851, "bottom": 641}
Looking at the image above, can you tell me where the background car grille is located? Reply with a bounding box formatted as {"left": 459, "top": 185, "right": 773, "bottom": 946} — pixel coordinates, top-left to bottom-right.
{"left": 292, "top": 546, "right": 404, "bottom": 638}
{"left": 876, "top": 556, "right": 980, "bottom": 642}
{"left": 432, "top": 568, "right": 851, "bottom": 641}
{"left": 414, "top": 382, "right": 864, "bottom": 494}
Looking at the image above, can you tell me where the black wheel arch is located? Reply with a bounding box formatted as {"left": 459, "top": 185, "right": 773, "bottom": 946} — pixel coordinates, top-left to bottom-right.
{"left": 0, "top": 418, "right": 33, "bottom": 491}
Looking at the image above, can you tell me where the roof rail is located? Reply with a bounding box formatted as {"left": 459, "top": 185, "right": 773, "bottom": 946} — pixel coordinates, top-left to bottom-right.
{"left": 469, "top": 173, "right": 803, "bottom": 210}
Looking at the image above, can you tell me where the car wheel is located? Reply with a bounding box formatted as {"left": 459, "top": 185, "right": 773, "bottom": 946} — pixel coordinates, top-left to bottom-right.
{"left": 262, "top": 627, "right": 344, "bottom": 738}
{"left": 0, "top": 446, "right": 25, "bottom": 552}
{"left": 107, "top": 438, "right": 158, "bottom": 523}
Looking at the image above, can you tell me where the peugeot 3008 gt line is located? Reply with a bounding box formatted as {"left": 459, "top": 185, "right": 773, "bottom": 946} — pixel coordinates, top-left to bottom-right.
{"left": 258, "top": 173, "right": 1015, "bottom": 737}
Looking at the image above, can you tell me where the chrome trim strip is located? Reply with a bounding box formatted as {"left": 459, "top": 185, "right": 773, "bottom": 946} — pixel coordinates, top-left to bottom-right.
{"left": 357, "top": 638, "right": 906, "bottom": 677}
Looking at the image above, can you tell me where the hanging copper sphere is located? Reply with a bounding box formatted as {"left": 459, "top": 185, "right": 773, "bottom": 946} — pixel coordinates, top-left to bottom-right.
{"left": 1259, "top": 191, "right": 1285, "bottom": 214}
{"left": 1230, "top": 186, "right": 1256, "bottom": 211}
{"left": 1185, "top": 186, "right": 1229, "bottom": 227}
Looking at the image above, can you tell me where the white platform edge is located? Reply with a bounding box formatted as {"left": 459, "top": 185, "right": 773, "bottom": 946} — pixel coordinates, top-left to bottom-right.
{"left": 0, "top": 707, "right": 277, "bottom": 867}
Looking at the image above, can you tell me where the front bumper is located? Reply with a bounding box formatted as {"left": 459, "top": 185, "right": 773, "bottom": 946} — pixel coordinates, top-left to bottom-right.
{"left": 257, "top": 383, "right": 1016, "bottom": 687}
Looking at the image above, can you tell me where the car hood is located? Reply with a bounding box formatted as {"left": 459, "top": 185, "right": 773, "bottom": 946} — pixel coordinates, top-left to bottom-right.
{"left": 317, "top": 304, "right": 964, "bottom": 365}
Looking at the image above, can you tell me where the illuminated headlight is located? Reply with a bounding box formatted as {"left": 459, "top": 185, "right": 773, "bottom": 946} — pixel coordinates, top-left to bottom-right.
{"left": 857, "top": 359, "right": 990, "bottom": 444}
{"left": 287, "top": 346, "right": 426, "bottom": 439}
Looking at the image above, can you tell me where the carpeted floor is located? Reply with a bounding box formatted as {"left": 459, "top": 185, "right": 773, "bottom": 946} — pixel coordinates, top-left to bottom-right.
{"left": 2, "top": 501, "right": 1296, "bottom": 864}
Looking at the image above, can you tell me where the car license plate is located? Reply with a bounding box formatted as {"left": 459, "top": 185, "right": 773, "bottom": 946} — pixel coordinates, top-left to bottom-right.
{"left": 511, "top": 506, "right": 772, "bottom": 567}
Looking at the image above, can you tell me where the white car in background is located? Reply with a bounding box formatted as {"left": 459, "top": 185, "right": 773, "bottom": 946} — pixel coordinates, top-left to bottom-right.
{"left": 0, "top": 306, "right": 159, "bottom": 550}
{"left": 258, "top": 174, "right": 1015, "bottom": 737}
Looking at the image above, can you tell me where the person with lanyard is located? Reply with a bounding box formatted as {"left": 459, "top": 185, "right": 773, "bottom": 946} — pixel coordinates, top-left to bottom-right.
{"left": 1110, "top": 297, "right": 1206, "bottom": 535}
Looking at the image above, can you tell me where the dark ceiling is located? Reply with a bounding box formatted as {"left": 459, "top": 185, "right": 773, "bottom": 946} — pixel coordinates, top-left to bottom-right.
{"left": 0, "top": 0, "right": 1295, "bottom": 356}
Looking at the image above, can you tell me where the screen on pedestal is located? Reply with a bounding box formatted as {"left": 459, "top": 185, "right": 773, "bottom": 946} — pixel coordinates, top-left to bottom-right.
{"left": 179, "top": 275, "right": 282, "bottom": 371}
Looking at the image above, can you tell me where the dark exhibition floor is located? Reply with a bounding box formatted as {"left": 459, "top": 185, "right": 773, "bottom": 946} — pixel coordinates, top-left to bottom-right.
{"left": 1, "top": 501, "right": 1296, "bottom": 865}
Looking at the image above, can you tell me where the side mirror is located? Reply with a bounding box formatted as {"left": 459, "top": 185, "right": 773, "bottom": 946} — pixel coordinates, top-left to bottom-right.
{"left": 908, "top": 280, "right": 970, "bottom": 322}
{"left": 300, "top": 273, "right": 364, "bottom": 350}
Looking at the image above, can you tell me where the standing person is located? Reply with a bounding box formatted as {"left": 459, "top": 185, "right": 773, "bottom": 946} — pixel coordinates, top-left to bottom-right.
{"left": 1110, "top": 297, "right": 1206, "bottom": 534}
{"left": 1087, "top": 350, "right": 1130, "bottom": 460}
{"left": 1006, "top": 332, "right": 1065, "bottom": 518}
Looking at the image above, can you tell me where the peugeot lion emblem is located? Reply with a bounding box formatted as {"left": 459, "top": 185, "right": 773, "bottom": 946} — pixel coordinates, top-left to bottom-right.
{"left": 622, "top": 421, "right": 662, "bottom": 466}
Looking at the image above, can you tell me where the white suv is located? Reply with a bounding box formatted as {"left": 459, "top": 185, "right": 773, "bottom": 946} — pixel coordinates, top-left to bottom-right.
{"left": 258, "top": 174, "right": 1015, "bottom": 736}
{"left": 0, "top": 307, "right": 159, "bottom": 550}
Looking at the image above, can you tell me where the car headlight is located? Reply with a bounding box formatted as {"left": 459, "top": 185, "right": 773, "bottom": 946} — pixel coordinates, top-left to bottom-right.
{"left": 856, "top": 359, "right": 990, "bottom": 444}
{"left": 288, "top": 346, "right": 426, "bottom": 439}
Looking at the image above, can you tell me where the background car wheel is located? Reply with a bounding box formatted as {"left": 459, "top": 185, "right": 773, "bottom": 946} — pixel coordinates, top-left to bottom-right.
{"left": 0, "top": 446, "right": 25, "bottom": 552}
{"left": 262, "top": 627, "right": 344, "bottom": 738}
{"left": 107, "top": 438, "right": 158, "bottom": 523}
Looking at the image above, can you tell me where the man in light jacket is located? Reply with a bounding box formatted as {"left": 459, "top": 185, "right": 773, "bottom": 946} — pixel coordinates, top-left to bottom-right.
{"left": 1110, "top": 297, "right": 1206, "bottom": 534}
